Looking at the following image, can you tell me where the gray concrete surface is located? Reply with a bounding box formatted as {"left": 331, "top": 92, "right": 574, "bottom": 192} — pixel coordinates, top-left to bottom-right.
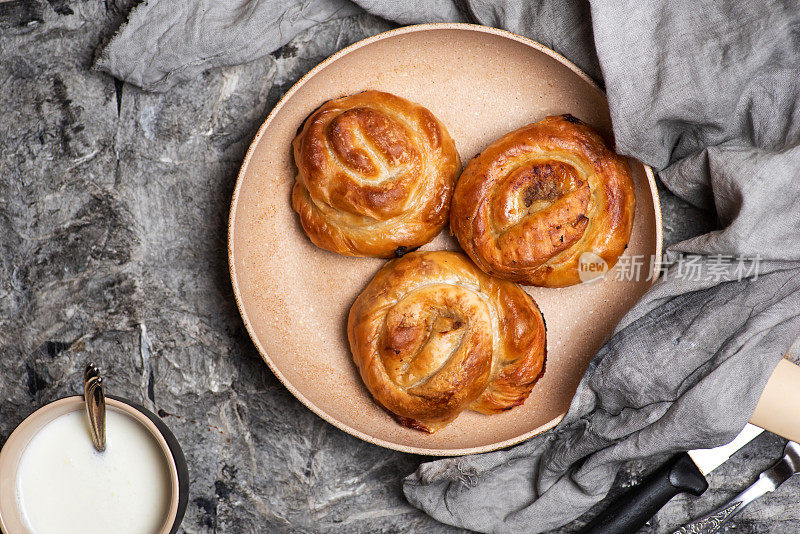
{"left": 1, "top": 2, "right": 796, "bottom": 532}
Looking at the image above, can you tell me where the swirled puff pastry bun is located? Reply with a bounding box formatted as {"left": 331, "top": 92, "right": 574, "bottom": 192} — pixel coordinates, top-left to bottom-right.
{"left": 291, "top": 91, "right": 461, "bottom": 257}
{"left": 348, "top": 251, "right": 546, "bottom": 432}
{"left": 450, "top": 114, "right": 635, "bottom": 287}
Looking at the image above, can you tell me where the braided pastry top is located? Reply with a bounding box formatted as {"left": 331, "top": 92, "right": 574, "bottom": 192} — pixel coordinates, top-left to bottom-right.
{"left": 450, "top": 115, "right": 635, "bottom": 287}
{"left": 291, "top": 91, "right": 461, "bottom": 257}
{"left": 348, "top": 251, "right": 546, "bottom": 432}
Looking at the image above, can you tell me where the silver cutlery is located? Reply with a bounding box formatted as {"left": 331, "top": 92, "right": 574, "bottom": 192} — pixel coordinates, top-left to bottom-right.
{"left": 675, "top": 440, "right": 800, "bottom": 534}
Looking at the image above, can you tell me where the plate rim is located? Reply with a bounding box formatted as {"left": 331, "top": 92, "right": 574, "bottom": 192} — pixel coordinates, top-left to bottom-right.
{"left": 228, "top": 22, "right": 664, "bottom": 456}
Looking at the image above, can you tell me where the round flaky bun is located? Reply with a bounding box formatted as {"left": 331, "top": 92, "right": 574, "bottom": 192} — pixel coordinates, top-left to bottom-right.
{"left": 348, "top": 251, "right": 546, "bottom": 433}
{"left": 292, "top": 91, "right": 461, "bottom": 258}
{"left": 450, "top": 114, "right": 635, "bottom": 287}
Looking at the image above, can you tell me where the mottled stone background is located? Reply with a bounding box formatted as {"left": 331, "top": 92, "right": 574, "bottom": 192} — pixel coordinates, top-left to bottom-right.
{"left": 0, "top": 1, "right": 797, "bottom": 532}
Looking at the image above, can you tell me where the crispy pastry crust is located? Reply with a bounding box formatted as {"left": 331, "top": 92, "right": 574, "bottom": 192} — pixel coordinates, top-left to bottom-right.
{"left": 348, "top": 251, "right": 546, "bottom": 432}
{"left": 450, "top": 115, "right": 636, "bottom": 287}
{"left": 291, "top": 91, "right": 461, "bottom": 257}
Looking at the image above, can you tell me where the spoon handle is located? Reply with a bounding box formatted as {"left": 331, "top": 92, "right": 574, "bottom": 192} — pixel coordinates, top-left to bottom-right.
{"left": 83, "top": 363, "right": 99, "bottom": 385}
{"left": 83, "top": 364, "right": 106, "bottom": 452}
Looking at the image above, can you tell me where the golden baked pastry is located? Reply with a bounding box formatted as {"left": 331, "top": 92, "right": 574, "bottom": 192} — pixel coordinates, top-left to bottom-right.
{"left": 291, "top": 91, "right": 461, "bottom": 257}
{"left": 450, "top": 114, "right": 635, "bottom": 287}
{"left": 348, "top": 251, "right": 546, "bottom": 432}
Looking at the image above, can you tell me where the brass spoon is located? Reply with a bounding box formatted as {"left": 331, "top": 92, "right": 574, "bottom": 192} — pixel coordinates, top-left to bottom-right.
{"left": 83, "top": 363, "right": 106, "bottom": 452}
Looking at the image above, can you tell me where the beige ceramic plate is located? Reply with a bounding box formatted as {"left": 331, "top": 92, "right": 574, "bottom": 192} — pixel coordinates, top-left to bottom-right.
{"left": 229, "top": 23, "right": 662, "bottom": 455}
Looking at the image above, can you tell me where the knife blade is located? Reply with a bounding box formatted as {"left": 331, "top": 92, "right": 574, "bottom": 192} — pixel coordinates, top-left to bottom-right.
{"left": 577, "top": 424, "right": 764, "bottom": 534}
{"left": 688, "top": 424, "right": 764, "bottom": 475}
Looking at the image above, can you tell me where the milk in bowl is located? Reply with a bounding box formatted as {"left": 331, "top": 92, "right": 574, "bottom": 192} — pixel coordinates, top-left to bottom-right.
{"left": 14, "top": 408, "right": 172, "bottom": 534}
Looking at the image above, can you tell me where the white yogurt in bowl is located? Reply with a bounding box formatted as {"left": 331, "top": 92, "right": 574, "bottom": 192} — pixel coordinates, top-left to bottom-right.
{"left": 0, "top": 397, "right": 185, "bottom": 534}
{"left": 15, "top": 409, "right": 171, "bottom": 534}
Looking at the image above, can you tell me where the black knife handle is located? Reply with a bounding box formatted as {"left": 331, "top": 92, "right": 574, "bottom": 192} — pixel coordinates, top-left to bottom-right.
{"left": 577, "top": 452, "right": 708, "bottom": 534}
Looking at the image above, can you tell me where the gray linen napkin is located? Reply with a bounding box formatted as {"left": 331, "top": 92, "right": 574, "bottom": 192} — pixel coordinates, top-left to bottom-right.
{"left": 96, "top": 1, "right": 800, "bottom": 532}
